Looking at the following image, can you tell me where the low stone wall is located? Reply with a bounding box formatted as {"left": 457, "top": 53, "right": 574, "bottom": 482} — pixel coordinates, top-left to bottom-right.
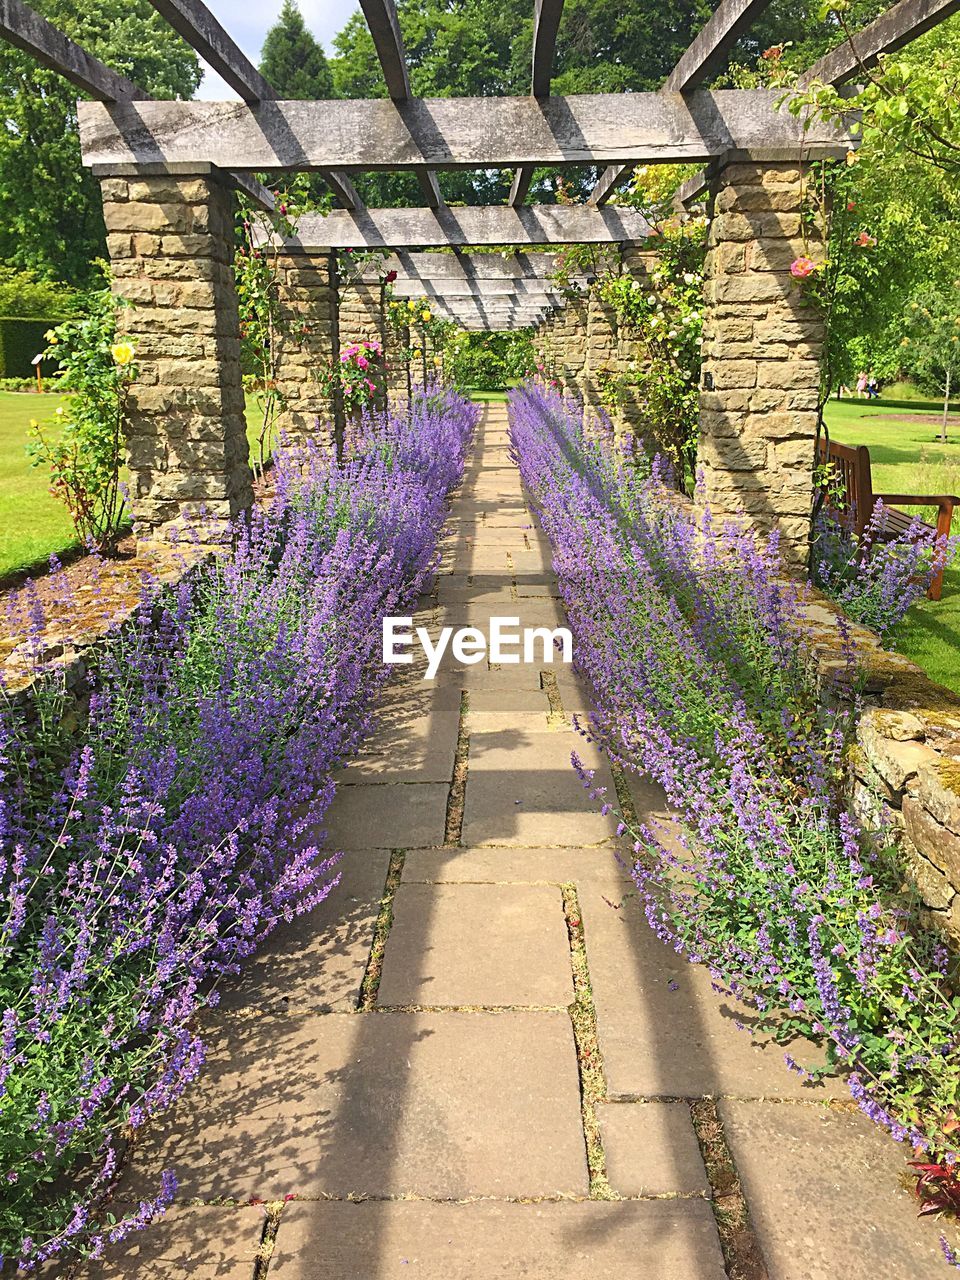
{"left": 798, "top": 592, "right": 960, "bottom": 945}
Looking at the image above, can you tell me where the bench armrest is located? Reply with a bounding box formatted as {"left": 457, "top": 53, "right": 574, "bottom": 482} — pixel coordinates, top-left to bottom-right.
{"left": 874, "top": 494, "right": 959, "bottom": 512}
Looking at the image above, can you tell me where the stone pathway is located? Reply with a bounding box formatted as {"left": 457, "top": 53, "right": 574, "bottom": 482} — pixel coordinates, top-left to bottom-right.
{"left": 87, "top": 405, "right": 951, "bottom": 1279}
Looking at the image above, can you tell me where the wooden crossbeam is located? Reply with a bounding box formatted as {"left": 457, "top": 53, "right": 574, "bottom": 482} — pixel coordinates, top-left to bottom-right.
{"left": 666, "top": 0, "right": 777, "bottom": 92}
{"left": 79, "top": 91, "right": 852, "bottom": 172}
{"left": 378, "top": 250, "right": 574, "bottom": 279}
{"left": 392, "top": 279, "right": 569, "bottom": 297}
{"left": 358, "top": 0, "right": 442, "bottom": 207}
{"left": 146, "top": 0, "right": 273, "bottom": 101}
{"left": 531, "top": 0, "right": 565, "bottom": 96}
{"left": 272, "top": 204, "right": 653, "bottom": 249}
{"left": 510, "top": 0, "right": 565, "bottom": 207}
{"left": 588, "top": 163, "right": 630, "bottom": 207}
{"left": 358, "top": 0, "right": 410, "bottom": 99}
{"left": 590, "top": 0, "right": 775, "bottom": 205}
{"left": 799, "top": 0, "right": 960, "bottom": 86}
{"left": 0, "top": 0, "right": 148, "bottom": 99}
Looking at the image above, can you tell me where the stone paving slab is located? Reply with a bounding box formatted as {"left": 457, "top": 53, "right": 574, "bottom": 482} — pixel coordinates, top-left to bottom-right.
{"left": 377, "top": 883, "right": 574, "bottom": 1007}
{"left": 323, "top": 783, "right": 449, "bottom": 849}
{"left": 219, "top": 850, "right": 390, "bottom": 1013}
{"left": 78, "top": 1206, "right": 264, "bottom": 1279}
{"left": 598, "top": 1102, "right": 710, "bottom": 1197}
{"left": 402, "top": 846, "right": 629, "bottom": 884}
{"left": 125, "top": 1012, "right": 588, "bottom": 1202}
{"left": 720, "top": 1100, "right": 957, "bottom": 1278}
{"left": 579, "top": 883, "right": 846, "bottom": 1101}
{"left": 268, "top": 1199, "right": 728, "bottom": 1278}
{"left": 347, "top": 687, "right": 461, "bottom": 783}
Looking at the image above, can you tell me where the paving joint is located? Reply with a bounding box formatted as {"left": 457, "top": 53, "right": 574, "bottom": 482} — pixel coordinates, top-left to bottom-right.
{"left": 357, "top": 849, "right": 406, "bottom": 1011}
{"left": 253, "top": 1200, "right": 284, "bottom": 1279}
{"left": 443, "top": 690, "right": 470, "bottom": 845}
{"left": 690, "top": 1097, "right": 769, "bottom": 1280}
{"left": 561, "top": 881, "right": 615, "bottom": 1201}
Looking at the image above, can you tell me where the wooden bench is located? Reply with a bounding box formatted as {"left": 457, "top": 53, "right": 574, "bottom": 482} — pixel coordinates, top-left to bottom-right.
{"left": 817, "top": 438, "right": 958, "bottom": 601}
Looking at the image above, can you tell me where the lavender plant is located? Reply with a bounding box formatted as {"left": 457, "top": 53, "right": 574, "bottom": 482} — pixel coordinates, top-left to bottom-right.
{"left": 812, "top": 500, "right": 958, "bottom": 636}
{"left": 509, "top": 385, "right": 960, "bottom": 1192}
{"left": 0, "top": 388, "right": 478, "bottom": 1270}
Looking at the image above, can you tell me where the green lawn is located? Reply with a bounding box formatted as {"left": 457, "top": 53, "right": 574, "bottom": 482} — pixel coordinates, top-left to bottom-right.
{"left": 0, "top": 391, "right": 264, "bottom": 582}
{"left": 822, "top": 396, "right": 960, "bottom": 694}
{"left": 0, "top": 390, "right": 77, "bottom": 580}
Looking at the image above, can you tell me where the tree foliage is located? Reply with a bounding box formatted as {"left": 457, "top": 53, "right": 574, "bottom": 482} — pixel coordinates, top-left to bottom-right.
{"left": 259, "top": 0, "right": 334, "bottom": 98}
{"left": 0, "top": 0, "right": 200, "bottom": 284}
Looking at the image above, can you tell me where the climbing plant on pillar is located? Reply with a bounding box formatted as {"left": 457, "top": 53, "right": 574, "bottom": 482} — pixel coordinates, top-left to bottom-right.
{"left": 236, "top": 178, "right": 331, "bottom": 475}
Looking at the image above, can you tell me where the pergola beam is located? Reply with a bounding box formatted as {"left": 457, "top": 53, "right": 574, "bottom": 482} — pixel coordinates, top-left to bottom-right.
{"left": 798, "top": 0, "right": 960, "bottom": 87}
{"left": 358, "top": 0, "right": 443, "bottom": 208}
{"left": 79, "top": 91, "right": 852, "bottom": 172}
{"left": 0, "top": 0, "right": 148, "bottom": 100}
{"left": 510, "top": 0, "right": 565, "bottom": 205}
{"left": 666, "top": 0, "right": 777, "bottom": 92}
{"left": 373, "top": 250, "right": 578, "bottom": 280}
{"left": 358, "top": 0, "right": 411, "bottom": 99}
{"left": 588, "top": 163, "right": 630, "bottom": 207}
{"left": 271, "top": 204, "right": 653, "bottom": 249}
{"left": 145, "top": 0, "right": 273, "bottom": 101}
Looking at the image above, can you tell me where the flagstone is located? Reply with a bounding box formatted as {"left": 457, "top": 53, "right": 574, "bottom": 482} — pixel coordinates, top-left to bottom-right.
{"left": 268, "top": 1199, "right": 727, "bottom": 1279}
{"left": 402, "top": 845, "right": 628, "bottom": 884}
{"left": 598, "top": 1102, "right": 710, "bottom": 1197}
{"left": 123, "top": 1011, "right": 588, "bottom": 1202}
{"left": 219, "top": 849, "right": 390, "bottom": 1013}
{"left": 377, "top": 883, "right": 574, "bottom": 1007}
{"left": 719, "top": 1100, "right": 957, "bottom": 1278}
{"left": 77, "top": 1207, "right": 264, "bottom": 1280}
{"left": 323, "top": 782, "right": 449, "bottom": 849}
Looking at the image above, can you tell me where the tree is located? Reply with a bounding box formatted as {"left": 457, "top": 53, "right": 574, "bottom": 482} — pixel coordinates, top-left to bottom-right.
{"left": 259, "top": 1, "right": 333, "bottom": 98}
{"left": 903, "top": 282, "right": 960, "bottom": 442}
{"left": 0, "top": 0, "right": 200, "bottom": 284}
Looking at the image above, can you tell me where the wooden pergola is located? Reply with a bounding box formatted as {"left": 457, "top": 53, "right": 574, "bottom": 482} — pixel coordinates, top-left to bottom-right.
{"left": 1, "top": 0, "right": 954, "bottom": 555}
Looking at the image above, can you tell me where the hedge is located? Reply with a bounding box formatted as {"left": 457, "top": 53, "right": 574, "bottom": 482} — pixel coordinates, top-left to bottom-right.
{"left": 0, "top": 318, "right": 56, "bottom": 379}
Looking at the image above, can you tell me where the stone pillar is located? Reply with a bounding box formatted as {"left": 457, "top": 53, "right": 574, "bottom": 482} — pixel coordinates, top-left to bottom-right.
{"left": 581, "top": 289, "right": 618, "bottom": 422}
{"left": 696, "top": 162, "right": 824, "bottom": 563}
{"left": 100, "top": 174, "right": 253, "bottom": 547}
{"left": 274, "top": 251, "right": 337, "bottom": 446}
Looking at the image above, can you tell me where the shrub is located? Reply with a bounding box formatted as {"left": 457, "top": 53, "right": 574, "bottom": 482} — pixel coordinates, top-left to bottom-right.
{"left": 0, "top": 388, "right": 479, "bottom": 1270}
{"left": 509, "top": 384, "right": 960, "bottom": 1194}
{"left": 26, "top": 294, "right": 133, "bottom": 554}
{"left": 0, "top": 319, "right": 56, "bottom": 380}
{"left": 812, "top": 500, "right": 959, "bottom": 635}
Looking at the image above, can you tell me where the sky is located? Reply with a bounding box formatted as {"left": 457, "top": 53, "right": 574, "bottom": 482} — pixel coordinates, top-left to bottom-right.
{"left": 197, "top": 0, "right": 360, "bottom": 98}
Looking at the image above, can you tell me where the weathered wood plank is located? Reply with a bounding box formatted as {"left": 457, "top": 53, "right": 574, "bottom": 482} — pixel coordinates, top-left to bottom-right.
{"left": 0, "top": 0, "right": 148, "bottom": 99}
{"left": 78, "top": 90, "right": 853, "bottom": 171}
{"left": 666, "top": 0, "right": 777, "bottom": 92}
{"left": 359, "top": 0, "right": 411, "bottom": 99}
{"left": 509, "top": 0, "right": 565, "bottom": 205}
{"left": 588, "top": 163, "right": 630, "bottom": 207}
{"left": 392, "top": 278, "right": 568, "bottom": 297}
{"left": 532, "top": 0, "right": 565, "bottom": 97}
{"left": 367, "top": 250, "right": 585, "bottom": 280}
{"left": 799, "top": 0, "right": 960, "bottom": 86}
{"left": 274, "top": 204, "right": 653, "bottom": 249}
{"left": 321, "top": 170, "right": 362, "bottom": 210}
{"left": 146, "top": 0, "right": 273, "bottom": 101}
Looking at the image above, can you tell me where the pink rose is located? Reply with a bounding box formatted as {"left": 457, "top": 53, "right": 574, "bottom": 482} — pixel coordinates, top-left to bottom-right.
{"left": 357, "top": 356, "right": 369, "bottom": 369}
{"left": 789, "top": 257, "right": 816, "bottom": 279}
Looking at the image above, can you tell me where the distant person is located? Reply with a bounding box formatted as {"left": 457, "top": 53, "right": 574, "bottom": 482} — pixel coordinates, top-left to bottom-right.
{"left": 838, "top": 382, "right": 851, "bottom": 399}
{"left": 867, "top": 373, "right": 879, "bottom": 400}
{"left": 855, "top": 371, "right": 868, "bottom": 398}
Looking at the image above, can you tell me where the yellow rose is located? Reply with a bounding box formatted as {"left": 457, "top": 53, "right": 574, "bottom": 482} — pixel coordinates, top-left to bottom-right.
{"left": 407, "top": 300, "right": 417, "bottom": 312}
{"left": 433, "top": 355, "right": 442, "bottom": 367}
{"left": 412, "top": 348, "right": 422, "bottom": 359}
{"left": 111, "top": 341, "right": 135, "bottom": 366}
{"left": 421, "top": 310, "right": 431, "bottom": 322}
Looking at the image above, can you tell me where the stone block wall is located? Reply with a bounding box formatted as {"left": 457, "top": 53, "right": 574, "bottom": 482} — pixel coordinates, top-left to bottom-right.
{"left": 101, "top": 174, "right": 253, "bottom": 546}
{"left": 274, "top": 252, "right": 337, "bottom": 446}
{"left": 796, "top": 593, "right": 960, "bottom": 947}
{"left": 696, "top": 162, "right": 824, "bottom": 564}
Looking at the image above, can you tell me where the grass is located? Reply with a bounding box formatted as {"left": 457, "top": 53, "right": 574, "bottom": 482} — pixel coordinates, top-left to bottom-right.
{"left": 0, "top": 391, "right": 265, "bottom": 582}
{"left": 823, "top": 395, "right": 960, "bottom": 694}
